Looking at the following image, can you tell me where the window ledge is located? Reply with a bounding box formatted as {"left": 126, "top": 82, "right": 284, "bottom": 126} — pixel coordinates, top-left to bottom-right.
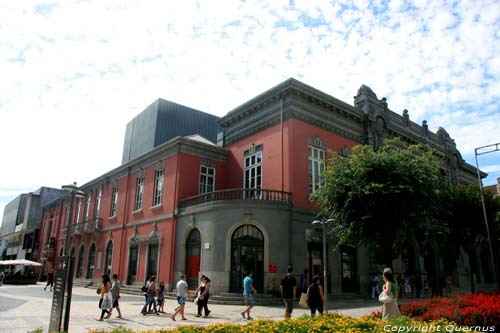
{"left": 132, "top": 209, "right": 143, "bottom": 215}
{"left": 151, "top": 204, "right": 163, "bottom": 211}
{"left": 109, "top": 215, "right": 117, "bottom": 222}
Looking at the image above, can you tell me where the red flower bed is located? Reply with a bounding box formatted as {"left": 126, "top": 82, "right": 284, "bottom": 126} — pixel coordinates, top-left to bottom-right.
{"left": 400, "top": 292, "right": 500, "bottom": 327}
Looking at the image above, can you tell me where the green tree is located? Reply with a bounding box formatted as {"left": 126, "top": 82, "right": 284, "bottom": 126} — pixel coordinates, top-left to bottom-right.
{"left": 314, "top": 137, "right": 444, "bottom": 266}
{"left": 437, "top": 183, "right": 500, "bottom": 290}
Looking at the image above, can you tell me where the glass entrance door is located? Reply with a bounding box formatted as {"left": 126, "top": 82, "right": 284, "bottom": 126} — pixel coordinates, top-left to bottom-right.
{"left": 146, "top": 244, "right": 159, "bottom": 278}
{"left": 230, "top": 225, "right": 264, "bottom": 292}
{"left": 127, "top": 246, "right": 138, "bottom": 285}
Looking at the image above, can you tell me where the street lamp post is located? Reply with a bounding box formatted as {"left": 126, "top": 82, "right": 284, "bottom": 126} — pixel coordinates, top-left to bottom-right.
{"left": 311, "top": 218, "right": 335, "bottom": 313}
{"left": 61, "top": 183, "right": 85, "bottom": 332}
{"left": 474, "top": 143, "right": 500, "bottom": 290}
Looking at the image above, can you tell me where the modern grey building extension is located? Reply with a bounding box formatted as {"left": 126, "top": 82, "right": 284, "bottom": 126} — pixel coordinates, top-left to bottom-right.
{"left": 0, "top": 187, "right": 65, "bottom": 261}
{"left": 121, "top": 99, "right": 222, "bottom": 164}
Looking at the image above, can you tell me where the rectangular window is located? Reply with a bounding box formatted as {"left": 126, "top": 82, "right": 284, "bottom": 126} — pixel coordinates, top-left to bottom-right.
{"left": 199, "top": 166, "right": 215, "bottom": 194}
{"left": 110, "top": 182, "right": 118, "bottom": 217}
{"left": 76, "top": 198, "right": 82, "bottom": 224}
{"left": 309, "top": 146, "right": 325, "bottom": 195}
{"left": 85, "top": 192, "right": 91, "bottom": 220}
{"left": 94, "top": 188, "right": 102, "bottom": 218}
{"left": 152, "top": 168, "right": 164, "bottom": 206}
{"left": 134, "top": 174, "right": 144, "bottom": 211}
{"left": 244, "top": 149, "right": 262, "bottom": 198}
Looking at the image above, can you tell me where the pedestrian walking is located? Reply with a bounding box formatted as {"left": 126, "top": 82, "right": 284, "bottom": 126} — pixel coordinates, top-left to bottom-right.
{"left": 141, "top": 276, "right": 159, "bottom": 315}
{"left": 108, "top": 273, "right": 122, "bottom": 319}
{"left": 97, "top": 274, "right": 112, "bottom": 321}
{"left": 157, "top": 281, "right": 166, "bottom": 313}
{"left": 307, "top": 275, "right": 325, "bottom": 317}
{"left": 195, "top": 275, "right": 211, "bottom": 317}
{"left": 299, "top": 269, "right": 309, "bottom": 294}
{"left": 171, "top": 274, "right": 190, "bottom": 321}
{"left": 381, "top": 269, "right": 401, "bottom": 319}
{"left": 0, "top": 270, "right": 5, "bottom": 286}
{"left": 241, "top": 271, "right": 257, "bottom": 320}
{"left": 44, "top": 270, "right": 54, "bottom": 291}
{"left": 370, "top": 274, "right": 380, "bottom": 299}
{"left": 280, "top": 266, "right": 297, "bottom": 319}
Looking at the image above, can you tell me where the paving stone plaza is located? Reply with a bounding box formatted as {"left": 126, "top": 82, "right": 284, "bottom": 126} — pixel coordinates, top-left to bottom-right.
{"left": 0, "top": 283, "right": 383, "bottom": 333}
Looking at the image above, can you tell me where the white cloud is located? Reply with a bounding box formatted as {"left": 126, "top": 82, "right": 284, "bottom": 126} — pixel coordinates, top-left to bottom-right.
{"left": 1, "top": 0, "right": 499, "bottom": 217}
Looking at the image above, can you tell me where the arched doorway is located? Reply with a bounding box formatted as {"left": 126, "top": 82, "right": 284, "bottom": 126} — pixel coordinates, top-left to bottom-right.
{"left": 86, "top": 244, "right": 96, "bottom": 279}
{"left": 423, "top": 240, "right": 439, "bottom": 296}
{"left": 230, "top": 225, "right": 264, "bottom": 293}
{"left": 104, "top": 241, "right": 113, "bottom": 276}
{"left": 402, "top": 241, "right": 418, "bottom": 275}
{"left": 185, "top": 229, "right": 201, "bottom": 288}
{"left": 76, "top": 246, "right": 85, "bottom": 278}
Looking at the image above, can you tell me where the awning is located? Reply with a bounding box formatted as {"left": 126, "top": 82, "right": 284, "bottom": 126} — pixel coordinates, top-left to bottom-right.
{"left": 0, "top": 259, "right": 43, "bottom": 266}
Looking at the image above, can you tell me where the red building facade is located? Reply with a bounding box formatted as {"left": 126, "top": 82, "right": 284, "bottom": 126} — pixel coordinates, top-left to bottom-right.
{"left": 36, "top": 79, "right": 484, "bottom": 294}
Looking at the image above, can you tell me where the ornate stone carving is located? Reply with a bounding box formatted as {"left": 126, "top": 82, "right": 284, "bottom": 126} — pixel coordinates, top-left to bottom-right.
{"left": 403, "top": 109, "right": 410, "bottom": 126}
{"left": 422, "top": 120, "right": 429, "bottom": 136}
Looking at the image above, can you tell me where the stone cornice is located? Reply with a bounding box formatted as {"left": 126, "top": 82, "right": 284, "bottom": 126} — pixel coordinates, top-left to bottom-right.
{"left": 222, "top": 84, "right": 365, "bottom": 146}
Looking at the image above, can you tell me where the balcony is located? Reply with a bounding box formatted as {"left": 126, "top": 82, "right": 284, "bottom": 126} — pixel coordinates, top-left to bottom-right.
{"left": 178, "top": 188, "right": 292, "bottom": 209}
{"left": 73, "top": 223, "right": 83, "bottom": 235}
{"left": 82, "top": 218, "right": 102, "bottom": 234}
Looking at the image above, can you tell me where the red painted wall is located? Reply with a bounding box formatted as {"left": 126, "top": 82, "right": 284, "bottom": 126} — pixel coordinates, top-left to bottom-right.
{"left": 224, "top": 118, "right": 359, "bottom": 210}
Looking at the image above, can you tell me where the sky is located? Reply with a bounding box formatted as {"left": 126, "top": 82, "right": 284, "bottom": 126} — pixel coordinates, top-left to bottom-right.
{"left": 0, "top": 0, "right": 499, "bottom": 221}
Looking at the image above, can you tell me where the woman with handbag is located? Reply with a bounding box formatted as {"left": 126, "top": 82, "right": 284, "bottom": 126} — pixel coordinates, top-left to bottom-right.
{"left": 381, "top": 269, "right": 401, "bottom": 319}
{"left": 306, "top": 275, "right": 325, "bottom": 317}
{"left": 97, "top": 274, "right": 112, "bottom": 321}
{"left": 195, "top": 275, "right": 211, "bottom": 318}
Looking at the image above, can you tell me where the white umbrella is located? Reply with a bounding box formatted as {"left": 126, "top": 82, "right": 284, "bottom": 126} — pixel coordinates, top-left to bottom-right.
{"left": 0, "top": 259, "right": 42, "bottom": 266}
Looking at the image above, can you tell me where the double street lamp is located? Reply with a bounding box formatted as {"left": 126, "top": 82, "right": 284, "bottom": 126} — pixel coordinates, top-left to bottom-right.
{"left": 57, "top": 183, "right": 85, "bottom": 332}
{"left": 311, "top": 218, "right": 335, "bottom": 313}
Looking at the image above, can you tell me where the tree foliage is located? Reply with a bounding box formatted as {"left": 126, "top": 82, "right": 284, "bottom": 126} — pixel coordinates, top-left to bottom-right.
{"left": 314, "top": 137, "right": 444, "bottom": 264}
{"left": 437, "top": 183, "right": 500, "bottom": 245}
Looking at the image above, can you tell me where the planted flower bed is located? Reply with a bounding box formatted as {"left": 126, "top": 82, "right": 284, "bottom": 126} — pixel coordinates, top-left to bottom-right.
{"left": 400, "top": 292, "right": 500, "bottom": 328}
{"left": 89, "top": 313, "right": 456, "bottom": 333}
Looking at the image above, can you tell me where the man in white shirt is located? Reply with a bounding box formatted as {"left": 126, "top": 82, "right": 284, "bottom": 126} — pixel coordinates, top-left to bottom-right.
{"left": 171, "top": 274, "right": 190, "bottom": 321}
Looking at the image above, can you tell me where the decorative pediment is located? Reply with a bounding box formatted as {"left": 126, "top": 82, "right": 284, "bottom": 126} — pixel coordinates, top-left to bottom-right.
{"left": 308, "top": 136, "right": 326, "bottom": 149}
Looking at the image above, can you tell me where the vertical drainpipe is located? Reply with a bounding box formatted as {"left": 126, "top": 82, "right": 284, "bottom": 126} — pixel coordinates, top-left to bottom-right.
{"left": 118, "top": 167, "right": 131, "bottom": 279}
{"left": 282, "top": 96, "right": 293, "bottom": 266}
{"left": 169, "top": 142, "right": 181, "bottom": 290}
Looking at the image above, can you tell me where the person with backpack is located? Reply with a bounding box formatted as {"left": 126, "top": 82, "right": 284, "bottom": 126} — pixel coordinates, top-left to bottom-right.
{"left": 307, "top": 275, "right": 326, "bottom": 317}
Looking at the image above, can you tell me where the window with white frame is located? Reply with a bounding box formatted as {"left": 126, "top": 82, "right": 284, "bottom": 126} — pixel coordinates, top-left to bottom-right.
{"left": 134, "top": 173, "right": 144, "bottom": 211}
{"left": 244, "top": 145, "right": 263, "bottom": 198}
{"left": 199, "top": 165, "right": 215, "bottom": 194}
{"left": 76, "top": 198, "right": 82, "bottom": 224}
{"left": 152, "top": 168, "right": 164, "bottom": 206}
{"left": 110, "top": 181, "right": 118, "bottom": 217}
{"left": 308, "top": 145, "right": 325, "bottom": 195}
{"left": 85, "top": 192, "right": 91, "bottom": 220}
{"left": 94, "top": 188, "right": 102, "bottom": 218}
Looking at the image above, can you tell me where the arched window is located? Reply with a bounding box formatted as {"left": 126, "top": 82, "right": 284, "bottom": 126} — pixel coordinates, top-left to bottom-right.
{"left": 76, "top": 246, "right": 85, "bottom": 278}
{"left": 186, "top": 229, "right": 201, "bottom": 288}
{"left": 86, "top": 244, "right": 96, "bottom": 279}
{"left": 104, "top": 241, "right": 113, "bottom": 276}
